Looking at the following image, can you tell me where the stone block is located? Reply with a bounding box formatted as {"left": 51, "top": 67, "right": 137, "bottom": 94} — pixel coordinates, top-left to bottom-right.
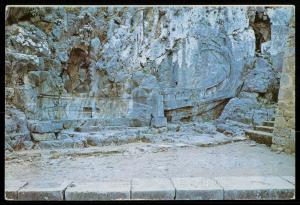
{"left": 56, "top": 133, "right": 70, "bottom": 140}
{"left": 287, "top": 118, "right": 295, "bottom": 129}
{"left": 65, "top": 180, "right": 130, "bottom": 200}
{"left": 23, "top": 140, "right": 34, "bottom": 150}
{"left": 5, "top": 180, "right": 28, "bottom": 200}
{"left": 32, "top": 133, "right": 56, "bottom": 141}
{"left": 245, "top": 129, "right": 273, "bottom": 146}
{"left": 271, "top": 144, "right": 279, "bottom": 151}
{"left": 286, "top": 139, "right": 295, "bottom": 153}
{"left": 151, "top": 117, "right": 167, "bottom": 128}
{"left": 28, "top": 121, "right": 63, "bottom": 133}
{"left": 172, "top": 177, "right": 223, "bottom": 200}
{"left": 76, "top": 126, "right": 102, "bottom": 132}
{"left": 18, "top": 181, "right": 70, "bottom": 200}
{"left": 5, "top": 132, "right": 31, "bottom": 141}
{"left": 150, "top": 91, "right": 164, "bottom": 117}
{"left": 272, "top": 136, "right": 286, "bottom": 146}
{"left": 215, "top": 176, "right": 295, "bottom": 200}
{"left": 85, "top": 135, "right": 103, "bottom": 146}
{"left": 167, "top": 123, "right": 180, "bottom": 132}
{"left": 131, "top": 178, "right": 175, "bottom": 200}
{"left": 274, "top": 116, "right": 287, "bottom": 129}
{"left": 62, "top": 120, "right": 77, "bottom": 129}
{"left": 38, "top": 138, "right": 79, "bottom": 149}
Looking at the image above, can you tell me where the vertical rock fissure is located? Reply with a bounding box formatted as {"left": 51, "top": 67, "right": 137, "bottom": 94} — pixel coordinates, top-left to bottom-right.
{"left": 250, "top": 10, "right": 271, "bottom": 53}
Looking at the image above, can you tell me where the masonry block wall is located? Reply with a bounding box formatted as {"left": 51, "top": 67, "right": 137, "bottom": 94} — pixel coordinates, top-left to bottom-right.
{"left": 272, "top": 8, "right": 295, "bottom": 154}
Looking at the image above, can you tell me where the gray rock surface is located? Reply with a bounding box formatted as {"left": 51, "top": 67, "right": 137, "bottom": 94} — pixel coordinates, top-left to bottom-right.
{"left": 131, "top": 178, "right": 175, "bottom": 200}
{"left": 31, "top": 133, "right": 56, "bottom": 141}
{"left": 65, "top": 181, "right": 131, "bottom": 200}
{"left": 242, "top": 57, "right": 278, "bottom": 93}
{"left": 281, "top": 176, "right": 295, "bottom": 185}
{"left": 216, "top": 96, "right": 275, "bottom": 135}
{"left": 28, "top": 121, "right": 63, "bottom": 133}
{"left": 215, "top": 176, "right": 295, "bottom": 200}
{"left": 5, "top": 181, "right": 28, "bottom": 200}
{"left": 18, "top": 181, "right": 70, "bottom": 201}
{"left": 172, "top": 177, "right": 223, "bottom": 200}
{"left": 4, "top": 6, "right": 293, "bottom": 149}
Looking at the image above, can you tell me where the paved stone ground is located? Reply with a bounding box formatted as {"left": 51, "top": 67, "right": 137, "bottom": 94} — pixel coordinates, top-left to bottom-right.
{"left": 5, "top": 140, "right": 295, "bottom": 200}
{"left": 5, "top": 140, "right": 294, "bottom": 184}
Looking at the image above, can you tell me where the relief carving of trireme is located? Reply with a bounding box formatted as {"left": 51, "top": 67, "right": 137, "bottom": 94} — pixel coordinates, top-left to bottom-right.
{"left": 5, "top": 6, "right": 295, "bottom": 153}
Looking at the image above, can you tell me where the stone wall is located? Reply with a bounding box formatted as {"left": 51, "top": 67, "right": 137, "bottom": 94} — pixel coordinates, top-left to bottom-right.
{"left": 272, "top": 7, "right": 295, "bottom": 154}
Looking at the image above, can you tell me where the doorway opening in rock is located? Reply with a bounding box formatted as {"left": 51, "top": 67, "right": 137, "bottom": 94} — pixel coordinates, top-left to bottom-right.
{"left": 251, "top": 11, "right": 271, "bottom": 53}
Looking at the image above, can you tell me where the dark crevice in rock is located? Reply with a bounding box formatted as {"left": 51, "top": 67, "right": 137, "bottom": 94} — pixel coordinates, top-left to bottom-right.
{"left": 64, "top": 47, "right": 90, "bottom": 93}
{"left": 180, "top": 116, "right": 192, "bottom": 122}
{"left": 5, "top": 8, "right": 33, "bottom": 25}
{"left": 251, "top": 10, "right": 271, "bottom": 53}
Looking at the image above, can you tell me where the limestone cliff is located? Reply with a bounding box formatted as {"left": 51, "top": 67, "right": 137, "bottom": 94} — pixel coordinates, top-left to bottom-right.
{"left": 5, "top": 6, "right": 294, "bottom": 150}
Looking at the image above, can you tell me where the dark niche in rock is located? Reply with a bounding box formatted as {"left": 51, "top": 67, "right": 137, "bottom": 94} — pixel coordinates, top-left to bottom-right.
{"left": 251, "top": 10, "right": 271, "bottom": 53}
{"left": 64, "top": 47, "right": 90, "bottom": 93}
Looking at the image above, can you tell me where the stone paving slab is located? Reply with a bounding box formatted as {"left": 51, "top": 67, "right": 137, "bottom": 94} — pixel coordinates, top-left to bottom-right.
{"left": 5, "top": 180, "right": 28, "bottom": 200}
{"left": 17, "top": 181, "right": 70, "bottom": 201}
{"left": 280, "top": 176, "right": 295, "bottom": 185}
{"left": 65, "top": 180, "right": 131, "bottom": 200}
{"left": 5, "top": 176, "right": 295, "bottom": 200}
{"left": 214, "top": 176, "right": 295, "bottom": 200}
{"left": 131, "top": 178, "right": 175, "bottom": 200}
{"left": 172, "top": 177, "right": 223, "bottom": 200}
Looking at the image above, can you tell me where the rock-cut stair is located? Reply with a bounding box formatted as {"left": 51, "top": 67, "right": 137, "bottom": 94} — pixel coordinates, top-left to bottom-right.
{"left": 245, "top": 118, "right": 275, "bottom": 146}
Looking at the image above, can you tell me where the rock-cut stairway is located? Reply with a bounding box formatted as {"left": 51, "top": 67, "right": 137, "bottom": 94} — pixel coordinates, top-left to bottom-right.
{"left": 245, "top": 117, "right": 275, "bottom": 146}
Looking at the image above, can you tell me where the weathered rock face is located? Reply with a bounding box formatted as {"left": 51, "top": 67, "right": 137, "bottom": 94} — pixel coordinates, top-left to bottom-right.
{"left": 215, "top": 94, "right": 275, "bottom": 136}
{"left": 5, "top": 6, "right": 294, "bottom": 149}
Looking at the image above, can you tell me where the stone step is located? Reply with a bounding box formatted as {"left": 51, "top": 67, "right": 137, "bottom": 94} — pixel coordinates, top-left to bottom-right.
{"left": 65, "top": 181, "right": 131, "bottom": 200}
{"left": 28, "top": 117, "right": 130, "bottom": 132}
{"left": 75, "top": 125, "right": 128, "bottom": 132}
{"left": 39, "top": 127, "right": 154, "bottom": 149}
{"left": 74, "top": 126, "right": 102, "bottom": 132}
{"left": 263, "top": 121, "right": 275, "bottom": 127}
{"left": 245, "top": 129, "right": 273, "bottom": 146}
{"left": 17, "top": 181, "right": 70, "bottom": 200}
{"left": 5, "top": 176, "right": 295, "bottom": 200}
{"left": 5, "top": 132, "right": 31, "bottom": 140}
{"left": 38, "top": 139, "right": 87, "bottom": 149}
{"left": 254, "top": 126, "right": 274, "bottom": 133}
{"left": 214, "top": 176, "right": 294, "bottom": 200}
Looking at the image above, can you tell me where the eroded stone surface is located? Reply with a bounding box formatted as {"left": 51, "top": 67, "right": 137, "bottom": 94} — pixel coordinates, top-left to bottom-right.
{"left": 131, "top": 178, "right": 175, "bottom": 200}
{"left": 215, "top": 176, "right": 295, "bottom": 200}
{"left": 31, "top": 133, "right": 56, "bottom": 141}
{"left": 17, "top": 181, "right": 70, "bottom": 201}
{"left": 65, "top": 180, "right": 130, "bottom": 200}
{"left": 5, "top": 6, "right": 294, "bottom": 150}
{"left": 281, "top": 176, "right": 295, "bottom": 185}
{"left": 172, "top": 177, "right": 223, "bottom": 200}
{"left": 5, "top": 141, "right": 295, "bottom": 200}
{"left": 4, "top": 8, "right": 295, "bottom": 201}
{"left": 5, "top": 180, "right": 28, "bottom": 200}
